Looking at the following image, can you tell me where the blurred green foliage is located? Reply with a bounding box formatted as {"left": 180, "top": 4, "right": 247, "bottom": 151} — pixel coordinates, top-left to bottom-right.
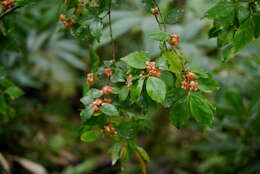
{"left": 0, "top": 0, "right": 260, "bottom": 174}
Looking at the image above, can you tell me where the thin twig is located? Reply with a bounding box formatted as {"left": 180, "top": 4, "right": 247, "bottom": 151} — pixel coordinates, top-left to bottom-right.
{"left": 151, "top": 0, "right": 168, "bottom": 50}
{"left": 151, "top": 0, "right": 166, "bottom": 32}
{"left": 154, "top": 15, "right": 162, "bottom": 30}
{"left": 108, "top": 0, "right": 116, "bottom": 61}
{"left": 0, "top": 6, "right": 21, "bottom": 20}
{"left": 100, "top": 11, "right": 110, "bottom": 20}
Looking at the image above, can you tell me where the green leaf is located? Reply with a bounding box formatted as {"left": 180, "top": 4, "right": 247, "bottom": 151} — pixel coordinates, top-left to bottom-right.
{"left": 84, "top": 115, "right": 107, "bottom": 129}
{"left": 89, "top": 49, "right": 100, "bottom": 71}
{"left": 165, "top": 8, "right": 184, "bottom": 24}
{"left": 90, "top": 21, "right": 103, "bottom": 41}
{"left": 190, "top": 68, "right": 209, "bottom": 79}
{"left": 121, "top": 52, "right": 149, "bottom": 69}
{"left": 205, "top": 1, "right": 234, "bottom": 19}
{"left": 156, "top": 56, "right": 168, "bottom": 70}
{"left": 238, "top": 6, "right": 249, "bottom": 25}
{"left": 100, "top": 104, "right": 119, "bottom": 116}
{"left": 131, "top": 77, "right": 145, "bottom": 102}
{"left": 146, "top": 77, "right": 166, "bottom": 103}
{"left": 87, "top": 89, "right": 103, "bottom": 98}
{"left": 214, "top": 12, "right": 235, "bottom": 28}
{"left": 219, "top": 43, "right": 236, "bottom": 61}
{"left": 142, "top": 0, "right": 154, "bottom": 12}
{"left": 163, "top": 51, "right": 183, "bottom": 74}
{"left": 208, "top": 26, "right": 221, "bottom": 38}
{"left": 83, "top": 84, "right": 90, "bottom": 96}
{"left": 112, "top": 87, "right": 120, "bottom": 94}
{"left": 198, "top": 75, "right": 220, "bottom": 93}
{"left": 0, "top": 76, "right": 13, "bottom": 89}
{"left": 120, "top": 144, "right": 132, "bottom": 162}
{"left": 233, "top": 17, "right": 254, "bottom": 52}
{"left": 80, "top": 95, "right": 93, "bottom": 105}
{"left": 160, "top": 71, "right": 175, "bottom": 89}
{"left": 170, "top": 97, "right": 189, "bottom": 128}
{"left": 117, "top": 121, "right": 138, "bottom": 139}
{"left": 111, "top": 69, "right": 125, "bottom": 83}
{"left": 71, "top": 24, "right": 90, "bottom": 40}
{"left": 5, "top": 86, "right": 24, "bottom": 99}
{"left": 104, "top": 60, "right": 113, "bottom": 67}
{"left": 136, "top": 146, "right": 150, "bottom": 162}
{"left": 99, "top": 0, "right": 110, "bottom": 9}
{"left": 81, "top": 130, "right": 102, "bottom": 143}
{"left": 119, "top": 86, "right": 129, "bottom": 101}
{"left": 149, "top": 30, "right": 170, "bottom": 41}
{"left": 80, "top": 106, "right": 95, "bottom": 120}
{"left": 135, "top": 151, "right": 147, "bottom": 174}
{"left": 189, "top": 94, "right": 214, "bottom": 125}
{"left": 115, "top": 60, "right": 128, "bottom": 70}
{"left": 109, "top": 143, "right": 123, "bottom": 165}
{"left": 217, "top": 28, "right": 234, "bottom": 47}
{"left": 164, "top": 88, "right": 185, "bottom": 108}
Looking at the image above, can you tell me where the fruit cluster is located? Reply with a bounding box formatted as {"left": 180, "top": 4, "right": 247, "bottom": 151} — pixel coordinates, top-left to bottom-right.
{"left": 181, "top": 72, "right": 199, "bottom": 91}
{"left": 87, "top": 68, "right": 114, "bottom": 87}
{"left": 59, "top": 14, "right": 75, "bottom": 29}
{"left": 86, "top": 73, "right": 94, "bottom": 86}
{"left": 86, "top": 70, "right": 114, "bottom": 112}
{"left": 1, "top": 0, "right": 14, "bottom": 9}
{"left": 90, "top": 98, "right": 112, "bottom": 111}
{"left": 139, "top": 61, "right": 162, "bottom": 79}
{"left": 168, "top": 34, "right": 180, "bottom": 46}
{"left": 104, "top": 124, "right": 117, "bottom": 135}
{"left": 145, "top": 61, "right": 161, "bottom": 77}
{"left": 124, "top": 74, "right": 132, "bottom": 88}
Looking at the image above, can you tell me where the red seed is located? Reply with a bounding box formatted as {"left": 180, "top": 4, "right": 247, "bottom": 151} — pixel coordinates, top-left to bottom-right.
{"left": 151, "top": 8, "right": 159, "bottom": 15}
{"left": 104, "top": 68, "right": 113, "bottom": 77}
{"left": 102, "top": 86, "right": 113, "bottom": 95}
{"left": 189, "top": 81, "right": 199, "bottom": 91}
{"left": 181, "top": 80, "right": 189, "bottom": 90}
{"left": 59, "top": 14, "right": 66, "bottom": 21}
{"left": 186, "top": 72, "right": 196, "bottom": 81}
{"left": 86, "top": 73, "right": 94, "bottom": 85}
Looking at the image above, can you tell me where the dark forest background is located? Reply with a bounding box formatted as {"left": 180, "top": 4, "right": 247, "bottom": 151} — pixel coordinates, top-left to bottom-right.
{"left": 0, "top": 0, "right": 260, "bottom": 173}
